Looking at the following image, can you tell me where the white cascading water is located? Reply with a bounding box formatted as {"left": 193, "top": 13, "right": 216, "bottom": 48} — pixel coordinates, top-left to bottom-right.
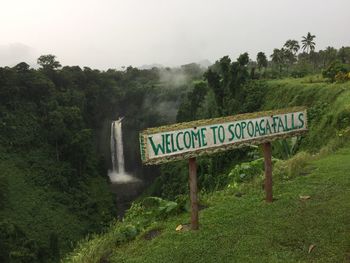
{"left": 108, "top": 117, "right": 139, "bottom": 183}
{"left": 110, "top": 122, "right": 116, "bottom": 171}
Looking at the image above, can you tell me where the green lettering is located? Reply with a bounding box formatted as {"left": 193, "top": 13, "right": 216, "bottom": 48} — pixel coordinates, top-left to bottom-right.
{"left": 247, "top": 121, "right": 254, "bottom": 137}
{"left": 272, "top": 116, "right": 279, "bottom": 133}
{"left": 255, "top": 121, "right": 261, "bottom": 136}
{"left": 165, "top": 134, "right": 171, "bottom": 153}
{"left": 184, "top": 131, "right": 192, "bottom": 149}
{"left": 228, "top": 124, "right": 235, "bottom": 141}
{"left": 218, "top": 125, "right": 225, "bottom": 143}
{"left": 200, "top": 128, "right": 207, "bottom": 146}
{"left": 176, "top": 132, "right": 184, "bottom": 151}
{"left": 284, "top": 115, "right": 291, "bottom": 131}
{"left": 265, "top": 119, "right": 272, "bottom": 135}
{"left": 241, "top": 121, "right": 247, "bottom": 139}
{"left": 170, "top": 133, "right": 177, "bottom": 153}
{"left": 259, "top": 119, "right": 266, "bottom": 135}
{"left": 210, "top": 126, "right": 218, "bottom": 144}
{"left": 149, "top": 135, "right": 165, "bottom": 156}
{"left": 235, "top": 123, "right": 242, "bottom": 139}
{"left": 298, "top": 112, "right": 305, "bottom": 128}
{"left": 278, "top": 117, "right": 285, "bottom": 132}
{"left": 191, "top": 129, "right": 201, "bottom": 148}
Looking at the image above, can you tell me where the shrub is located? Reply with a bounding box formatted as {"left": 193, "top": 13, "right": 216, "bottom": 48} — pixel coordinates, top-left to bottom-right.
{"left": 322, "top": 60, "right": 349, "bottom": 82}
{"left": 228, "top": 158, "right": 264, "bottom": 184}
{"left": 124, "top": 197, "right": 180, "bottom": 225}
{"left": 273, "top": 151, "right": 312, "bottom": 180}
{"left": 335, "top": 71, "right": 350, "bottom": 82}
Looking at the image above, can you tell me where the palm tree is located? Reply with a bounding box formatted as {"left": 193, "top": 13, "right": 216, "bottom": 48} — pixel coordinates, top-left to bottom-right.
{"left": 270, "top": 48, "right": 285, "bottom": 74}
{"left": 256, "top": 52, "right": 268, "bottom": 72}
{"left": 283, "top": 40, "right": 300, "bottom": 54}
{"left": 301, "top": 32, "right": 316, "bottom": 53}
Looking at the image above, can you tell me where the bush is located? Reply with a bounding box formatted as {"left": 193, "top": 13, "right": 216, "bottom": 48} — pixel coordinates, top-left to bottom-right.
{"left": 335, "top": 72, "right": 350, "bottom": 82}
{"left": 0, "top": 220, "right": 42, "bottom": 263}
{"left": 273, "top": 151, "right": 312, "bottom": 180}
{"left": 124, "top": 197, "right": 180, "bottom": 227}
{"left": 322, "top": 60, "right": 349, "bottom": 82}
{"left": 227, "top": 158, "right": 265, "bottom": 185}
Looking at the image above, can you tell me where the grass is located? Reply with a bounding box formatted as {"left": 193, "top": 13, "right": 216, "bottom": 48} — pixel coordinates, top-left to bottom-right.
{"left": 264, "top": 77, "right": 350, "bottom": 152}
{"left": 64, "top": 76, "right": 350, "bottom": 263}
{"left": 105, "top": 145, "right": 350, "bottom": 263}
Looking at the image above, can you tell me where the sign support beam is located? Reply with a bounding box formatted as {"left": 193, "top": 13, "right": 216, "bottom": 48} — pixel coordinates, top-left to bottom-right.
{"left": 262, "top": 142, "right": 273, "bottom": 202}
{"left": 189, "top": 157, "right": 199, "bottom": 230}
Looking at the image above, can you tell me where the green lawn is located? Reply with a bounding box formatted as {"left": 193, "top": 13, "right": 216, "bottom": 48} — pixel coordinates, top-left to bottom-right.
{"left": 110, "top": 146, "right": 350, "bottom": 263}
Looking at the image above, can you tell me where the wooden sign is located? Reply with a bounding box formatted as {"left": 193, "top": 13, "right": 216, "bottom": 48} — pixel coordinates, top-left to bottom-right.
{"left": 140, "top": 107, "right": 307, "bottom": 165}
{"left": 139, "top": 107, "right": 308, "bottom": 230}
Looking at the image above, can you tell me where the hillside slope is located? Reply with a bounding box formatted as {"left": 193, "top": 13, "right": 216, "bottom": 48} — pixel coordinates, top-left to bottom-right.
{"left": 64, "top": 77, "right": 350, "bottom": 263}
{"left": 264, "top": 77, "right": 350, "bottom": 151}
{"left": 110, "top": 145, "right": 350, "bottom": 262}
{"left": 65, "top": 143, "right": 350, "bottom": 263}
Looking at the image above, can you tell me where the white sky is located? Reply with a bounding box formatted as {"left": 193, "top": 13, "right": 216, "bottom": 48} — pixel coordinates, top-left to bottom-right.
{"left": 1, "top": 0, "right": 349, "bottom": 69}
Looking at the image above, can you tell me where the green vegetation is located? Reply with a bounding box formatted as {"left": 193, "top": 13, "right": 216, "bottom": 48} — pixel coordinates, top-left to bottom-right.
{"left": 0, "top": 57, "right": 201, "bottom": 262}
{"left": 64, "top": 74, "right": 350, "bottom": 262}
{"left": 264, "top": 78, "right": 350, "bottom": 152}
{"left": 64, "top": 143, "right": 350, "bottom": 263}
{"left": 1, "top": 36, "right": 350, "bottom": 262}
{"left": 150, "top": 68, "right": 350, "bottom": 202}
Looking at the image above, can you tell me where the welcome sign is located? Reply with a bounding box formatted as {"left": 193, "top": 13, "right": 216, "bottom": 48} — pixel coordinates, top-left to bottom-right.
{"left": 140, "top": 107, "right": 307, "bottom": 165}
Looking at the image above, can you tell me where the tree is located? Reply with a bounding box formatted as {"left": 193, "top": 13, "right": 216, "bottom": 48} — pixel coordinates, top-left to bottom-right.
{"left": 270, "top": 48, "right": 285, "bottom": 73}
{"left": 256, "top": 52, "right": 268, "bottom": 72}
{"left": 204, "top": 69, "right": 223, "bottom": 114}
{"left": 13, "top": 62, "right": 30, "bottom": 73}
{"left": 283, "top": 49, "right": 296, "bottom": 72}
{"left": 284, "top": 39, "right": 300, "bottom": 54}
{"left": 176, "top": 81, "right": 208, "bottom": 122}
{"left": 322, "top": 60, "right": 349, "bottom": 82}
{"left": 321, "top": 46, "right": 337, "bottom": 67}
{"left": 37, "top": 55, "right": 61, "bottom": 70}
{"left": 204, "top": 53, "right": 251, "bottom": 115}
{"left": 237, "top": 52, "right": 249, "bottom": 66}
{"left": 337, "top": 46, "right": 350, "bottom": 64}
{"left": 301, "top": 32, "right": 316, "bottom": 53}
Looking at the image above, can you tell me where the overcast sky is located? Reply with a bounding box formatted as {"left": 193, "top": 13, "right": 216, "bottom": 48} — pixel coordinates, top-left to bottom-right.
{"left": 1, "top": 0, "right": 349, "bottom": 69}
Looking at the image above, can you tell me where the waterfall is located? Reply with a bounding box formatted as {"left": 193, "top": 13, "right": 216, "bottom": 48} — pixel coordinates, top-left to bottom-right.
{"left": 110, "top": 122, "right": 116, "bottom": 171}
{"left": 108, "top": 117, "right": 139, "bottom": 183}
{"left": 111, "top": 119, "right": 125, "bottom": 174}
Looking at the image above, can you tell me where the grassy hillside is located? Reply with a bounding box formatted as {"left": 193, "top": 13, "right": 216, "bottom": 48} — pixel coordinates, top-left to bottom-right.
{"left": 110, "top": 145, "right": 350, "bottom": 263}
{"left": 64, "top": 143, "right": 350, "bottom": 263}
{"left": 64, "top": 77, "right": 350, "bottom": 263}
{"left": 264, "top": 77, "right": 350, "bottom": 151}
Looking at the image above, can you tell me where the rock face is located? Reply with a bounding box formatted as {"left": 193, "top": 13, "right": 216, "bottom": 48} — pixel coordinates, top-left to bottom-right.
{"left": 110, "top": 181, "right": 143, "bottom": 218}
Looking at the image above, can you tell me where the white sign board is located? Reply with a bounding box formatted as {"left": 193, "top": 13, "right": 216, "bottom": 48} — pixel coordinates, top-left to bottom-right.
{"left": 140, "top": 107, "right": 307, "bottom": 165}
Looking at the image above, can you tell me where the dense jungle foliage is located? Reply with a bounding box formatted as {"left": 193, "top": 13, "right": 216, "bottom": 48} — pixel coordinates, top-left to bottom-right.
{"left": 1, "top": 35, "right": 350, "bottom": 262}
{"left": 0, "top": 57, "right": 203, "bottom": 262}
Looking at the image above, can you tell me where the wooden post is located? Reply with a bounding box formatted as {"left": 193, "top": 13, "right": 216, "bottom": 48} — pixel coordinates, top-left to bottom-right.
{"left": 262, "top": 142, "right": 273, "bottom": 202}
{"left": 189, "top": 157, "right": 199, "bottom": 230}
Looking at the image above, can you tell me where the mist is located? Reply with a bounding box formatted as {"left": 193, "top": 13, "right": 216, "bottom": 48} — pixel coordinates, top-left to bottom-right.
{"left": 0, "top": 43, "right": 37, "bottom": 67}
{"left": 1, "top": 0, "right": 350, "bottom": 69}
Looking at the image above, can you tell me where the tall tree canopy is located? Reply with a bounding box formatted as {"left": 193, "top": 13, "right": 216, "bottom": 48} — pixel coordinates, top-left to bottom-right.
{"left": 301, "top": 32, "right": 316, "bottom": 53}
{"left": 256, "top": 52, "right": 268, "bottom": 71}
{"left": 284, "top": 39, "right": 300, "bottom": 54}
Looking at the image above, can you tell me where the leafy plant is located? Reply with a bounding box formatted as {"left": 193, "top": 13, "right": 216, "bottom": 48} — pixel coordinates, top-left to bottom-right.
{"left": 322, "top": 60, "right": 349, "bottom": 82}
{"left": 124, "top": 197, "right": 180, "bottom": 225}
{"left": 272, "top": 137, "right": 301, "bottom": 160}
{"left": 273, "top": 151, "right": 312, "bottom": 180}
{"left": 228, "top": 158, "right": 265, "bottom": 185}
